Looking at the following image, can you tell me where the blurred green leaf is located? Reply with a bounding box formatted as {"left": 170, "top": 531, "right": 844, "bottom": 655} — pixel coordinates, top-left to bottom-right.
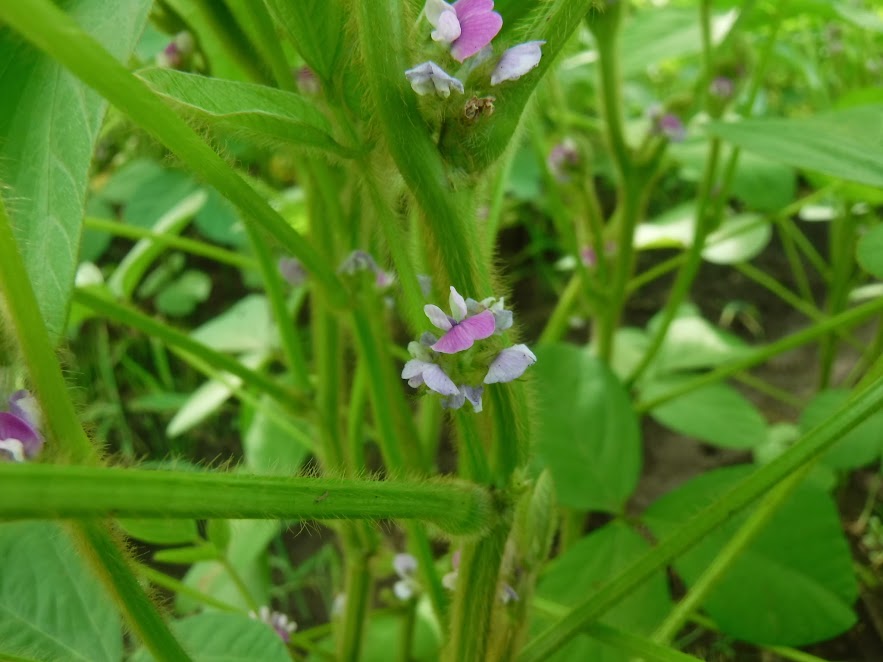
{"left": 191, "top": 295, "right": 277, "bottom": 354}
{"left": 166, "top": 351, "right": 270, "bottom": 438}
{"left": 195, "top": 189, "right": 247, "bottom": 248}
{"left": 244, "top": 397, "right": 311, "bottom": 475}
{"left": 648, "top": 304, "right": 749, "bottom": 374}
{"left": 153, "top": 543, "right": 219, "bottom": 565}
{"left": 644, "top": 466, "right": 857, "bottom": 646}
{"left": 108, "top": 191, "right": 206, "bottom": 299}
{"left": 131, "top": 612, "right": 289, "bottom": 662}
{"left": 118, "top": 519, "right": 200, "bottom": 546}
{"left": 533, "top": 344, "right": 642, "bottom": 512}
{"left": 138, "top": 68, "right": 354, "bottom": 157}
{"left": 0, "top": 0, "right": 151, "bottom": 342}
{"left": 644, "top": 379, "right": 767, "bottom": 449}
{"left": 179, "top": 520, "right": 279, "bottom": 613}
{"left": 708, "top": 106, "right": 883, "bottom": 188}
{"left": 0, "top": 522, "right": 122, "bottom": 661}
{"left": 535, "top": 521, "right": 671, "bottom": 662}
{"left": 857, "top": 224, "right": 883, "bottom": 279}
{"left": 155, "top": 269, "right": 212, "bottom": 317}
{"left": 702, "top": 214, "right": 772, "bottom": 265}
{"left": 800, "top": 389, "right": 883, "bottom": 470}
{"left": 263, "top": 0, "right": 345, "bottom": 83}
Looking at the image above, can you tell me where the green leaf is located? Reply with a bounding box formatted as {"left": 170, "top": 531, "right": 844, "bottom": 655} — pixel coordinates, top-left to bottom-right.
{"left": 800, "top": 389, "right": 883, "bottom": 470}
{"left": 107, "top": 190, "right": 207, "bottom": 299}
{"left": 137, "top": 68, "right": 354, "bottom": 157}
{"left": 179, "top": 520, "right": 279, "bottom": 613}
{"left": 647, "top": 304, "right": 750, "bottom": 375}
{"left": 118, "top": 518, "right": 200, "bottom": 546}
{"left": 643, "top": 378, "right": 767, "bottom": 449}
{"left": 644, "top": 466, "right": 857, "bottom": 646}
{"left": 155, "top": 269, "right": 212, "bottom": 317}
{"left": 708, "top": 106, "right": 883, "bottom": 188}
{"left": 0, "top": 522, "right": 122, "bottom": 661}
{"left": 263, "top": 0, "right": 346, "bottom": 83}
{"left": 153, "top": 543, "right": 219, "bottom": 565}
{"left": 0, "top": 0, "right": 151, "bottom": 342}
{"left": 535, "top": 521, "right": 671, "bottom": 661}
{"left": 131, "top": 612, "right": 289, "bottom": 662}
{"left": 702, "top": 213, "right": 772, "bottom": 265}
{"left": 191, "top": 295, "right": 278, "bottom": 354}
{"left": 857, "top": 224, "right": 883, "bottom": 279}
{"left": 243, "top": 397, "right": 312, "bottom": 475}
{"left": 533, "top": 344, "right": 642, "bottom": 512}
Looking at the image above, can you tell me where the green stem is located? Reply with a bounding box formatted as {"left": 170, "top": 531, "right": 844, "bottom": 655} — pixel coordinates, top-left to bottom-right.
{"left": 69, "top": 521, "right": 193, "bottom": 659}
{"left": 538, "top": 274, "right": 583, "bottom": 345}
{"left": 0, "top": 464, "right": 497, "bottom": 535}
{"left": 244, "top": 225, "right": 312, "bottom": 392}
{"left": 627, "top": 138, "right": 722, "bottom": 383}
{"left": 636, "top": 295, "right": 883, "bottom": 412}
{"left": 652, "top": 466, "right": 812, "bottom": 644}
{"left": 688, "top": 614, "right": 830, "bottom": 662}
{"left": 136, "top": 563, "right": 240, "bottom": 612}
{"left": 444, "top": 526, "right": 509, "bottom": 662}
{"left": 84, "top": 217, "right": 256, "bottom": 270}
{"left": 0, "top": 0, "right": 347, "bottom": 305}
{"left": 519, "top": 373, "right": 883, "bottom": 661}
{"left": 533, "top": 598, "right": 703, "bottom": 662}
{"left": 74, "top": 288, "right": 300, "bottom": 410}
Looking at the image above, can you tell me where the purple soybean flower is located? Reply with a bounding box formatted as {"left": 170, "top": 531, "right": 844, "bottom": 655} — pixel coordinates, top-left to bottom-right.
{"left": 278, "top": 257, "right": 307, "bottom": 287}
{"left": 405, "top": 61, "right": 465, "bottom": 97}
{"left": 650, "top": 110, "right": 686, "bottom": 142}
{"left": 249, "top": 606, "right": 297, "bottom": 643}
{"left": 484, "top": 344, "right": 537, "bottom": 384}
{"left": 491, "top": 41, "right": 545, "bottom": 85}
{"left": 426, "top": 0, "right": 503, "bottom": 63}
{"left": 547, "top": 138, "right": 580, "bottom": 183}
{"left": 442, "top": 384, "right": 484, "bottom": 413}
{"left": 425, "top": 286, "right": 495, "bottom": 354}
{"left": 402, "top": 337, "right": 460, "bottom": 396}
{"left": 710, "top": 76, "right": 734, "bottom": 100}
{"left": 466, "top": 296, "right": 512, "bottom": 333}
{"left": 0, "top": 390, "right": 43, "bottom": 463}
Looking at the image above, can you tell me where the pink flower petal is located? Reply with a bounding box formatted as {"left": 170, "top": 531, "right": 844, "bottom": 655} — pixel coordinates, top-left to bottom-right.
{"left": 431, "top": 310, "right": 495, "bottom": 353}
{"left": 453, "top": 0, "right": 495, "bottom": 21}
{"left": 451, "top": 11, "right": 502, "bottom": 61}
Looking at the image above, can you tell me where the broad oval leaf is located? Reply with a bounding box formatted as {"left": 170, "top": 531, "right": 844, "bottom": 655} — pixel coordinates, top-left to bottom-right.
{"left": 708, "top": 106, "right": 883, "bottom": 188}
{"left": 533, "top": 343, "right": 642, "bottom": 512}
{"left": 0, "top": 522, "right": 122, "bottom": 661}
{"left": 535, "top": 521, "right": 671, "bottom": 662}
{"left": 132, "top": 612, "right": 289, "bottom": 662}
{"left": 137, "top": 68, "right": 356, "bottom": 157}
{"left": 800, "top": 389, "right": 883, "bottom": 470}
{"left": 702, "top": 213, "right": 772, "bottom": 265}
{"left": 643, "top": 378, "right": 767, "bottom": 449}
{"left": 0, "top": 0, "right": 151, "bottom": 342}
{"left": 857, "top": 223, "right": 883, "bottom": 279}
{"left": 644, "top": 466, "right": 857, "bottom": 646}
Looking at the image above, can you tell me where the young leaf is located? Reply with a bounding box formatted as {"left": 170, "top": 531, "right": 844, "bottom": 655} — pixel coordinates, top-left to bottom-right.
{"left": 800, "top": 389, "right": 883, "bottom": 469}
{"left": 0, "top": 0, "right": 151, "bottom": 342}
{"left": 533, "top": 343, "right": 642, "bottom": 512}
{"left": 644, "top": 466, "right": 857, "bottom": 646}
{"left": 137, "top": 68, "right": 356, "bottom": 157}
{"left": 0, "top": 522, "right": 122, "bottom": 661}
{"left": 857, "top": 224, "right": 883, "bottom": 279}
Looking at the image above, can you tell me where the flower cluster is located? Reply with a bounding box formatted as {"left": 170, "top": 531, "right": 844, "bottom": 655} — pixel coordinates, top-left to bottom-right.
{"left": 0, "top": 390, "right": 43, "bottom": 463}
{"left": 249, "top": 606, "right": 297, "bottom": 643}
{"left": 405, "top": 0, "right": 546, "bottom": 98}
{"left": 401, "top": 286, "right": 536, "bottom": 412}
{"left": 392, "top": 553, "right": 421, "bottom": 601}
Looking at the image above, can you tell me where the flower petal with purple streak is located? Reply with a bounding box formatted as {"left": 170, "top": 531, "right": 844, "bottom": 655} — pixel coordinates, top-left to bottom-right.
{"left": 423, "top": 364, "right": 461, "bottom": 396}
{"left": 0, "top": 411, "right": 42, "bottom": 459}
{"left": 462, "top": 385, "right": 484, "bottom": 413}
{"left": 484, "top": 344, "right": 537, "bottom": 383}
{"left": 431, "top": 309, "right": 495, "bottom": 353}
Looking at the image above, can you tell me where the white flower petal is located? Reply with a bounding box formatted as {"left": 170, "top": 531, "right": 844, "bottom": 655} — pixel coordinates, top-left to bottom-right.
{"left": 484, "top": 344, "right": 537, "bottom": 383}
{"left": 431, "top": 10, "right": 461, "bottom": 43}
{"left": 423, "top": 364, "right": 461, "bottom": 396}
{"left": 425, "top": 0, "right": 456, "bottom": 25}
{"left": 393, "top": 580, "right": 415, "bottom": 601}
{"left": 491, "top": 41, "right": 545, "bottom": 86}
{"left": 402, "top": 359, "right": 433, "bottom": 380}
{"left": 424, "top": 303, "right": 453, "bottom": 330}
{"left": 405, "top": 61, "right": 464, "bottom": 98}
{"left": 448, "top": 286, "right": 468, "bottom": 321}
{"left": 394, "top": 553, "right": 418, "bottom": 578}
